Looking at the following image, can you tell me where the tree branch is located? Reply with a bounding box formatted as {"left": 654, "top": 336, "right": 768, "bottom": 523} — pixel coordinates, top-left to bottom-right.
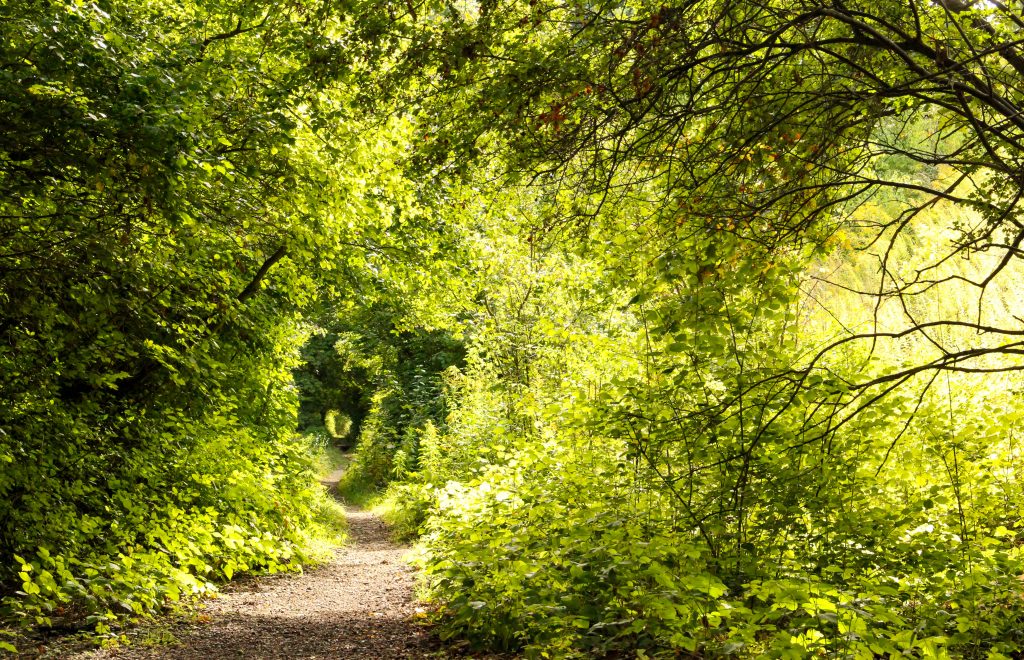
{"left": 238, "top": 244, "right": 287, "bottom": 302}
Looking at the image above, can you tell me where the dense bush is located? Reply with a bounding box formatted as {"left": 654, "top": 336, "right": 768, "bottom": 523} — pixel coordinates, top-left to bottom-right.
{"left": 342, "top": 214, "right": 1024, "bottom": 657}
{"left": 7, "top": 0, "right": 1024, "bottom": 657}
{"left": 0, "top": 0, "right": 441, "bottom": 640}
{"left": 415, "top": 377, "right": 1024, "bottom": 658}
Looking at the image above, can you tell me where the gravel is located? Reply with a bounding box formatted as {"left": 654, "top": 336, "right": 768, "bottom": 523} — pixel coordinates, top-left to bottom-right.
{"left": 36, "top": 467, "right": 516, "bottom": 659}
{"left": 73, "top": 478, "right": 447, "bottom": 658}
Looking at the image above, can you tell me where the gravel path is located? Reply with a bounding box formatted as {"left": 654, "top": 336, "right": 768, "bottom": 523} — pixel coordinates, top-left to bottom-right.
{"left": 76, "top": 469, "right": 441, "bottom": 659}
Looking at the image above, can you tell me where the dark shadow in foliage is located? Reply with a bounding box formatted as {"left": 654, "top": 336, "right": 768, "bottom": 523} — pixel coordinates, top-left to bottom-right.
{"left": 294, "top": 309, "right": 466, "bottom": 457}
{"left": 294, "top": 331, "right": 374, "bottom": 449}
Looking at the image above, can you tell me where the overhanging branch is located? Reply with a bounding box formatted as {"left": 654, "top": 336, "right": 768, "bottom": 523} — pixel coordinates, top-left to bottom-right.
{"left": 238, "top": 244, "right": 288, "bottom": 302}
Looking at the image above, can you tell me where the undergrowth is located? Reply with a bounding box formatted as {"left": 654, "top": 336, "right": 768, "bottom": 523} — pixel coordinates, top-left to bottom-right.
{"left": 0, "top": 432, "right": 348, "bottom": 654}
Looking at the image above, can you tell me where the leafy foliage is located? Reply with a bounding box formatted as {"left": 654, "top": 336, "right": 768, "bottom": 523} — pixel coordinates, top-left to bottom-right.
{"left": 333, "top": 14, "right": 1024, "bottom": 642}
{"left": 6, "top": 0, "right": 1024, "bottom": 657}
{"left": 0, "top": 0, "right": 445, "bottom": 639}
{"left": 356, "top": 214, "right": 1024, "bottom": 657}
{"left": 332, "top": 308, "right": 468, "bottom": 502}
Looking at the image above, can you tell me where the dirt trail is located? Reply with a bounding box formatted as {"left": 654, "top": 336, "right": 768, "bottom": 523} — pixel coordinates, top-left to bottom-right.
{"left": 78, "top": 469, "right": 438, "bottom": 659}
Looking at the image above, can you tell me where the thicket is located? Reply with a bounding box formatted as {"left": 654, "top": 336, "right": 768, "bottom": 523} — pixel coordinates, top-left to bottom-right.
{"left": 335, "top": 0, "right": 1024, "bottom": 657}
{"left": 5, "top": 0, "right": 1024, "bottom": 658}
{"left": 0, "top": 0, "right": 453, "bottom": 646}
{"left": 326, "top": 306, "right": 468, "bottom": 503}
{"left": 334, "top": 190, "right": 1024, "bottom": 657}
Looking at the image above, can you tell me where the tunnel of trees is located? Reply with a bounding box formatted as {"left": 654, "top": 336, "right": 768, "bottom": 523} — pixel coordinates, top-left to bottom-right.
{"left": 3, "top": 0, "right": 1024, "bottom": 656}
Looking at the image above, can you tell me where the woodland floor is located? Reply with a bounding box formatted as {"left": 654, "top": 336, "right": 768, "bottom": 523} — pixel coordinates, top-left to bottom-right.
{"left": 42, "top": 467, "right": 501, "bottom": 659}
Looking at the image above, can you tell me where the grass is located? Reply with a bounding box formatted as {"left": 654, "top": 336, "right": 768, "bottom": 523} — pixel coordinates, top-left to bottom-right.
{"left": 334, "top": 466, "right": 380, "bottom": 508}
{"left": 302, "top": 434, "right": 353, "bottom": 552}
{"left": 370, "top": 481, "right": 434, "bottom": 542}
{"left": 315, "top": 444, "right": 351, "bottom": 480}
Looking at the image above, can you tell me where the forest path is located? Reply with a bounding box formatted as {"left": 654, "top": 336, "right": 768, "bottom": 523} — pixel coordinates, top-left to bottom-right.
{"left": 77, "top": 467, "right": 439, "bottom": 659}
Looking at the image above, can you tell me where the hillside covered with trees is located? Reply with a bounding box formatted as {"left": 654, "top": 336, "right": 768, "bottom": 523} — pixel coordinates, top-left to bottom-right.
{"left": 3, "top": 0, "right": 1024, "bottom": 657}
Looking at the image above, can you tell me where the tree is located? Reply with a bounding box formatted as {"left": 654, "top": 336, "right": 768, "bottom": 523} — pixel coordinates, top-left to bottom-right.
{"left": 0, "top": 0, "right": 456, "bottom": 628}
{"left": 333, "top": 3, "right": 1024, "bottom": 655}
{"left": 359, "top": 0, "right": 1024, "bottom": 441}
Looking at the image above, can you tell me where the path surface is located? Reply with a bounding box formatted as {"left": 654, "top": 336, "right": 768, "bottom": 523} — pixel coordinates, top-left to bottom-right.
{"left": 77, "top": 468, "right": 439, "bottom": 659}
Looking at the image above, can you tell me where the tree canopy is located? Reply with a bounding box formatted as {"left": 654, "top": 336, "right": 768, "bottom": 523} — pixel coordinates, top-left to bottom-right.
{"left": 3, "top": 0, "right": 1024, "bottom": 657}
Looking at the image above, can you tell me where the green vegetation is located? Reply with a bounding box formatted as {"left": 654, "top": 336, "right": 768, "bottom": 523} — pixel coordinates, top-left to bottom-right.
{"left": 4, "top": 0, "right": 1024, "bottom": 657}
{"left": 314, "top": 444, "right": 351, "bottom": 481}
{"left": 0, "top": 0, "right": 444, "bottom": 645}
